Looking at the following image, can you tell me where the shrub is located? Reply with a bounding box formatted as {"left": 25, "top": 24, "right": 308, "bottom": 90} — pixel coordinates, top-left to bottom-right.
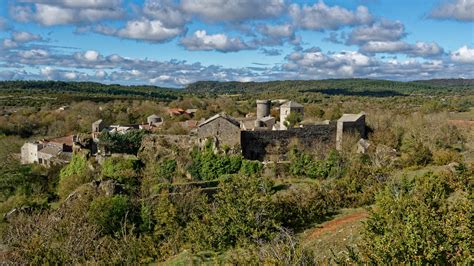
{"left": 432, "top": 149, "right": 462, "bottom": 165}
{"left": 101, "top": 157, "right": 141, "bottom": 191}
{"left": 400, "top": 134, "right": 432, "bottom": 167}
{"left": 273, "top": 183, "right": 335, "bottom": 229}
{"left": 186, "top": 175, "right": 279, "bottom": 251}
{"left": 57, "top": 154, "right": 92, "bottom": 199}
{"left": 356, "top": 173, "right": 472, "bottom": 264}
{"left": 88, "top": 195, "right": 131, "bottom": 235}
{"left": 155, "top": 159, "right": 177, "bottom": 182}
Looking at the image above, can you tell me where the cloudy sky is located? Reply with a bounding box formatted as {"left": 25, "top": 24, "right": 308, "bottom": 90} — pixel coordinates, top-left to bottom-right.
{"left": 0, "top": 0, "right": 473, "bottom": 87}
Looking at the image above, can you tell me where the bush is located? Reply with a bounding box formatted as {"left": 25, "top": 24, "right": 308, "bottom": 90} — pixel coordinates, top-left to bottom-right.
{"left": 101, "top": 157, "right": 141, "bottom": 191}
{"left": 273, "top": 183, "right": 335, "bottom": 229}
{"left": 400, "top": 134, "right": 432, "bottom": 167}
{"left": 432, "top": 149, "right": 462, "bottom": 165}
{"left": 186, "top": 175, "right": 279, "bottom": 251}
{"left": 356, "top": 173, "right": 472, "bottom": 264}
{"left": 289, "top": 148, "right": 344, "bottom": 179}
{"left": 155, "top": 159, "right": 177, "bottom": 182}
{"left": 58, "top": 154, "right": 92, "bottom": 199}
{"left": 188, "top": 146, "right": 261, "bottom": 180}
{"left": 88, "top": 195, "right": 131, "bottom": 235}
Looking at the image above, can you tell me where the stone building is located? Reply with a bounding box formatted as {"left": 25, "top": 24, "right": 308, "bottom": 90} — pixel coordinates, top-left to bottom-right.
{"left": 336, "top": 113, "right": 367, "bottom": 150}
{"left": 147, "top": 114, "right": 162, "bottom": 125}
{"left": 279, "top": 101, "right": 304, "bottom": 130}
{"left": 21, "top": 135, "right": 75, "bottom": 166}
{"left": 197, "top": 113, "right": 241, "bottom": 148}
{"left": 92, "top": 119, "right": 105, "bottom": 133}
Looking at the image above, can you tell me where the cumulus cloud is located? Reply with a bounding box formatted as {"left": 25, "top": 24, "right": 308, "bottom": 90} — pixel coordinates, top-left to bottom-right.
{"left": 12, "top": 31, "right": 42, "bottom": 42}
{"left": 143, "top": 0, "right": 189, "bottom": 28}
{"left": 347, "top": 20, "right": 406, "bottom": 45}
{"left": 450, "top": 45, "right": 474, "bottom": 64}
{"left": 93, "top": 18, "right": 185, "bottom": 43}
{"left": 116, "top": 19, "right": 184, "bottom": 42}
{"left": 360, "top": 41, "right": 444, "bottom": 57}
{"left": 429, "top": 0, "right": 474, "bottom": 22}
{"left": 2, "top": 39, "right": 18, "bottom": 49}
{"left": 17, "top": 0, "right": 122, "bottom": 8}
{"left": 181, "top": 0, "right": 285, "bottom": 22}
{"left": 10, "top": 0, "right": 124, "bottom": 26}
{"left": 180, "top": 30, "right": 251, "bottom": 52}
{"left": 282, "top": 47, "right": 467, "bottom": 80}
{"left": 289, "top": 1, "right": 372, "bottom": 31}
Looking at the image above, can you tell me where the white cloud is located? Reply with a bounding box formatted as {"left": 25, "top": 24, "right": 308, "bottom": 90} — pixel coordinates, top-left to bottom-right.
{"left": 289, "top": 1, "right": 372, "bottom": 31}
{"left": 2, "top": 39, "right": 18, "bottom": 49}
{"left": 360, "top": 41, "right": 444, "bottom": 57}
{"left": 282, "top": 47, "right": 466, "bottom": 80}
{"left": 10, "top": 1, "right": 124, "bottom": 26}
{"left": 181, "top": 0, "right": 285, "bottom": 22}
{"left": 19, "top": 49, "right": 49, "bottom": 58}
{"left": 114, "top": 19, "right": 184, "bottom": 42}
{"left": 180, "top": 30, "right": 251, "bottom": 52}
{"left": 75, "top": 50, "right": 101, "bottom": 62}
{"left": 143, "top": 0, "right": 189, "bottom": 28}
{"left": 429, "top": 0, "right": 474, "bottom": 22}
{"left": 17, "top": 0, "right": 122, "bottom": 9}
{"left": 451, "top": 45, "right": 474, "bottom": 64}
{"left": 258, "top": 24, "right": 294, "bottom": 38}
{"left": 347, "top": 20, "right": 406, "bottom": 45}
{"left": 12, "top": 31, "right": 42, "bottom": 42}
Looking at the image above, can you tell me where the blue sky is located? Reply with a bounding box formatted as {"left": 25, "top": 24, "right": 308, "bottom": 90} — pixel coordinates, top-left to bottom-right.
{"left": 0, "top": 0, "right": 473, "bottom": 87}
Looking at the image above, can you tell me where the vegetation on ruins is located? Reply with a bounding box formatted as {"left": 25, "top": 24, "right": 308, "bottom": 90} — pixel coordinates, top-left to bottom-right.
{"left": 0, "top": 79, "right": 472, "bottom": 264}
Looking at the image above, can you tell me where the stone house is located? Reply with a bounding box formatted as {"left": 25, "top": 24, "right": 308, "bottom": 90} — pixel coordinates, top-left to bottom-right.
{"left": 279, "top": 101, "right": 304, "bottom": 130}
{"left": 197, "top": 113, "right": 241, "bottom": 148}
{"left": 21, "top": 135, "right": 75, "bottom": 166}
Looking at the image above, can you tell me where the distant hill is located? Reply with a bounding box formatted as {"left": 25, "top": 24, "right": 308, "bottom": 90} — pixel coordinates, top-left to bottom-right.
{"left": 185, "top": 79, "right": 473, "bottom": 95}
{"left": 413, "top": 79, "right": 474, "bottom": 87}
{"left": 0, "top": 80, "right": 179, "bottom": 101}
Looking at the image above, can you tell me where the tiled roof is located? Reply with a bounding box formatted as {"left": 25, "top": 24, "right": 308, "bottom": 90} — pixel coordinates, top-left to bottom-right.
{"left": 198, "top": 113, "right": 240, "bottom": 128}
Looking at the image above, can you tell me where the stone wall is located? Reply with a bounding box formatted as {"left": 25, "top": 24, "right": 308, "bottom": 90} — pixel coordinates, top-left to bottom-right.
{"left": 241, "top": 124, "right": 337, "bottom": 161}
{"left": 197, "top": 117, "right": 241, "bottom": 148}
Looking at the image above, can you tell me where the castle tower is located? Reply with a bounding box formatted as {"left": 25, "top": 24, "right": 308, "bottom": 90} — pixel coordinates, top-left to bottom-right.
{"left": 256, "top": 100, "right": 271, "bottom": 119}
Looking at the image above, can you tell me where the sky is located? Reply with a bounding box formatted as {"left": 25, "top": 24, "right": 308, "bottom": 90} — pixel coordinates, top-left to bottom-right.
{"left": 0, "top": 0, "right": 473, "bottom": 87}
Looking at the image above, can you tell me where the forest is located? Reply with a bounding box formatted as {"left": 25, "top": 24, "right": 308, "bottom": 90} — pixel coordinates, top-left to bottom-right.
{"left": 0, "top": 79, "right": 472, "bottom": 264}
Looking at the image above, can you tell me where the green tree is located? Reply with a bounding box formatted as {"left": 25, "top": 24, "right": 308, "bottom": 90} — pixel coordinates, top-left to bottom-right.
{"left": 284, "top": 112, "right": 303, "bottom": 128}
{"left": 357, "top": 173, "right": 472, "bottom": 264}
{"left": 58, "top": 153, "right": 91, "bottom": 199}
{"left": 187, "top": 175, "right": 279, "bottom": 251}
{"left": 88, "top": 195, "right": 131, "bottom": 235}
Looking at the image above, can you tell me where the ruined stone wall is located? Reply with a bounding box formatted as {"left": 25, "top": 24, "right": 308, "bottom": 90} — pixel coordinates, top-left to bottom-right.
{"left": 197, "top": 117, "right": 241, "bottom": 148}
{"left": 241, "top": 124, "right": 337, "bottom": 161}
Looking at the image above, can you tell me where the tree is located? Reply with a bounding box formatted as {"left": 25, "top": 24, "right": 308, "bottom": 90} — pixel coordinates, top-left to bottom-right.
{"left": 88, "top": 195, "right": 131, "bottom": 235}
{"left": 284, "top": 112, "right": 303, "bottom": 128}
{"left": 58, "top": 153, "right": 91, "bottom": 199}
{"left": 187, "top": 175, "right": 279, "bottom": 251}
{"left": 357, "top": 173, "right": 472, "bottom": 264}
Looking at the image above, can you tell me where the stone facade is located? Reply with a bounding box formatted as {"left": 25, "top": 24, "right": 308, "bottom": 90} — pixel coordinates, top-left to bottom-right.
{"left": 280, "top": 101, "right": 304, "bottom": 130}
{"left": 197, "top": 114, "right": 241, "bottom": 148}
{"left": 21, "top": 142, "right": 43, "bottom": 164}
{"left": 336, "top": 113, "right": 367, "bottom": 150}
{"left": 241, "top": 124, "right": 337, "bottom": 161}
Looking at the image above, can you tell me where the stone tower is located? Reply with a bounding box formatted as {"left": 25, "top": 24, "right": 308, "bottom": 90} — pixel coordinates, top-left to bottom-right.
{"left": 256, "top": 100, "right": 271, "bottom": 119}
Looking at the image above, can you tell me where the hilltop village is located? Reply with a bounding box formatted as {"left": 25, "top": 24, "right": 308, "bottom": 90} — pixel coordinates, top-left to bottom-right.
{"left": 21, "top": 99, "right": 367, "bottom": 166}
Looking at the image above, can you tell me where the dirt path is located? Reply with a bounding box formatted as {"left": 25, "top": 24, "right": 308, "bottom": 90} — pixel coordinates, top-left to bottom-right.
{"left": 304, "top": 209, "right": 368, "bottom": 243}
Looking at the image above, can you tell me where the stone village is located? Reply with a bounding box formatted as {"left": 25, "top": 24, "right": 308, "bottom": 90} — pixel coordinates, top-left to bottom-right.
{"left": 21, "top": 99, "right": 367, "bottom": 166}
